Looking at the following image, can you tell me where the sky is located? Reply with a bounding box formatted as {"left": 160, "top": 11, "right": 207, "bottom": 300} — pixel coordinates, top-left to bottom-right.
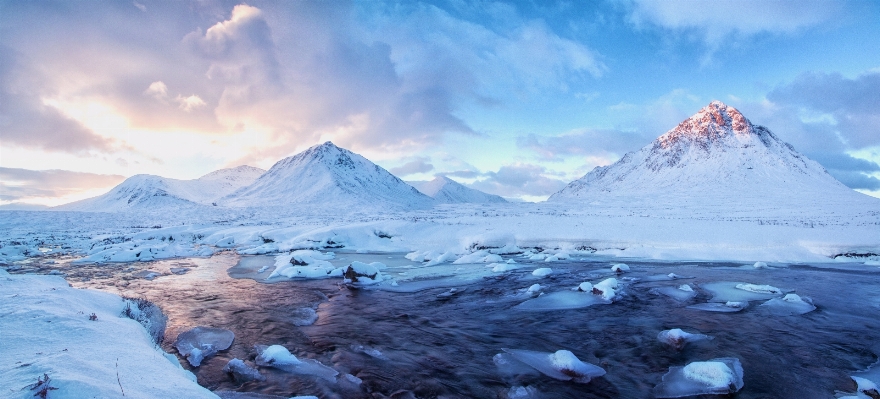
{"left": 1, "top": 0, "right": 880, "bottom": 206}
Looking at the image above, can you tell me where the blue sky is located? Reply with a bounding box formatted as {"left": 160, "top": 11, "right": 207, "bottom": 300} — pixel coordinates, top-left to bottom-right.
{"left": 1, "top": 0, "right": 879, "bottom": 205}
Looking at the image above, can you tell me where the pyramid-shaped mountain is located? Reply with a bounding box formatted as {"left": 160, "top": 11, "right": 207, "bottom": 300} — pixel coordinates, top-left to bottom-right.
{"left": 550, "top": 101, "right": 872, "bottom": 203}
{"left": 409, "top": 176, "right": 506, "bottom": 204}
{"left": 57, "top": 165, "right": 264, "bottom": 212}
{"left": 221, "top": 142, "right": 435, "bottom": 210}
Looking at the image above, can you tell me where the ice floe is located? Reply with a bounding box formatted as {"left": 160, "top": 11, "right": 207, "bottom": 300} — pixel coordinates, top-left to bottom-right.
{"left": 255, "top": 344, "right": 338, "bottom": 382}
{"left": 653, "top": 358, "right": 744, "bottom": 398}
{"left": 652, "top": 284, "right": 697, "bottom": 301}
{"left": 501, "top": 349, "right": 606, "bottom": 383}
{"left": 657, "top": 328, "right": 713, "bottom": 350}
{"left": 174, "top": 326, "right": 235, "bottom": 367}
{"left": 759, "top": 293, "right": 816, "bottom": 315}
{"left": 701, "top": 281, "right": 784, "bottom": 302}
{"left": 687, "top": 301, "right": 749, "bottom": 313}
{"left": 223, "top": 358, "right": 265, "bottom": 383}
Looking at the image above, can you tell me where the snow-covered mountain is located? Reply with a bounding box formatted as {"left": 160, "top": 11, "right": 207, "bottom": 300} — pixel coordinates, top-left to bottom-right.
{"left": 57, "top": 165, "right": 265, "bottom": 212}
{"left": 550, "top": 101, "right": 874, "bottom": 204}
{"left": 409, "top": 176, "right": 506, "bottom": 204}
{"left": 221, "top": 142, "right": 435, "bottom": 210}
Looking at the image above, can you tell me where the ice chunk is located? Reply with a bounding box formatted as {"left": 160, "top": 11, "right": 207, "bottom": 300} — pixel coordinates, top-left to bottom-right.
{"left": 653, "top": 358, "right": 744, "bottom": 398}
{"left": 753, "top": 261, "right": 768, "bottom": 269}
{"left": 611, "top": 263, "right": 630, "bottom": 273}
{"left": 759, "top": 294, "right": 816, "bottom": 316}
{"left": 735, "top": 283, "right": 783, "bottom": 295}
{"left": 507, "top": 385, "right": 539, "bottom": 398}
{"left": 702, "top": 281, "right": 784, "bottom": 302}
{"left": 652, "top": 285, "right": 697, "bottom": 302}
{"left": 515, "top": 291, "right": 607, "bottom": 310}
{"left": 291, "top": 307, "right": 318, "bottom": 326}
{"left": 493, "top": 353, "right": 540, "bottom": 377}
{"left": 343, "top": 261, "right": 384, "bottom": 284}
{"left": 527, "top": 284, "right": 542, "bottom": 294}
{"left": 351, "top": 344, "right": 388, "bottom": 360}
{"left": 532, "top": 268, "right": 553, "bottom": 277}
{"left": 223, "top": 358, "right": 265, "bottom": 382}
{"left": 686, "top": 301, "right": 748, "bottom": 313}
{"left": 657, "top": 329, "right": 713, "bottom": 350}
{"left": 502, "top": 349, "right": 606, "bottom": 383}
{"left": 593, "top": 278, "right": 619, "bottom": 301}
{"left": 255, "top": 344, "right": 338, "bottom": 382}
{"left": 174, "top": 327, "right": 235, "bottom": 367}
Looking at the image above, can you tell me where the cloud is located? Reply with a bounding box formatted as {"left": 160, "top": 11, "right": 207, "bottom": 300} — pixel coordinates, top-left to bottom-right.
{"left": 518, "top": 128, "right": 645, "bottom": 161}
{"left": 0, "top": 167, "right": 125, "bottom": 204}
{"left": 0, "top": 46, "right": 118, "bottom": 154}
{"left": 468, "top": 163, "right": 569, "bottom": 198}
{"left": 390, "top": 158, "right": 434, "bottom": 177}
{"left": 767, "top": 71, "right": 880, "bottom": 148}
{"left": 626, "top": 0, "right": 841, "bottom": 45}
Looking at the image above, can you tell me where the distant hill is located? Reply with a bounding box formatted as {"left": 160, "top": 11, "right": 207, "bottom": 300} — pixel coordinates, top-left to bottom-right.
{"left": 220, "top": 142, "right": 435, "bottom": 210}
{"left": 409, "top": 176, "right": 506, "bottom": 204}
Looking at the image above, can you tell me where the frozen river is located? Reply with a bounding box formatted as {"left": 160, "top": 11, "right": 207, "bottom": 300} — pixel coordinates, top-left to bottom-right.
{"left": 14, "top": 252, "right": 880, "bottom": 398}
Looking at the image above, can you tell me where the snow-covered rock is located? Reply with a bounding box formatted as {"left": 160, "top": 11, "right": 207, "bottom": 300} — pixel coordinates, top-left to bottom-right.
{"left": 657, "top": 328, "right": 713, "bottom": 350}
{"left": 653, "top": 358, "right": 744, "bottom": 398}
{"left": 501, "top": 349, "right": 606, "bottom": 384}
{"left": 408, "top": 176, "right": 506, "bottom": 204}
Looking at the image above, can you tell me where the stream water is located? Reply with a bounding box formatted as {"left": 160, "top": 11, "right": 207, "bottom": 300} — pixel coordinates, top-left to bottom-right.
{"left": 17, "top": 253, "right": 880, "bottom": 398}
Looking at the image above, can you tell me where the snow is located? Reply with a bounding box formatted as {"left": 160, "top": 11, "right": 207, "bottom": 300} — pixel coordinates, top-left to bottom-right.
{"left": 531, "top": 267, "right": 553, "bottom": 277}
{"left": 408, "top": 176, "right": 506, "bottom": 204}
{"left": 254, "top": 345, "right": 338, "bottom": 382}
{"left": 0, "top": 269, "right": 217, "bottom": 399}
{"left": 653, "top": 358, "right": 744, "bottom": 398}
{"left": 657, "top": 328, "right": 713, "bottom": 350}
{"left": 174, "top": 327, "right": 235, "bottom": 367}
{"left": 501, "top": 349, "right": 606, "bottom": 384}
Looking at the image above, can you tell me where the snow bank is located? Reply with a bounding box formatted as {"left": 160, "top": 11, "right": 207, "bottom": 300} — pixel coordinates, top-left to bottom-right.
{"left": 0, "top": 269, "right": 217, "bottom": 399}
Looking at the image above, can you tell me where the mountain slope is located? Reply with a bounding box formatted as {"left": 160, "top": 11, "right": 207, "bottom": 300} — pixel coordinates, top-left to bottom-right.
{"left": 221, "top": 142, "right": 435, "bottom": 210}
{"left": 57, "top": 165, "right": 264, "bottom": 212}
{"left": 550, "top": 101, "right": 874, "bottom": 205}
{"left": 409, "top": 176, "right": 506, "bottom": 204}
